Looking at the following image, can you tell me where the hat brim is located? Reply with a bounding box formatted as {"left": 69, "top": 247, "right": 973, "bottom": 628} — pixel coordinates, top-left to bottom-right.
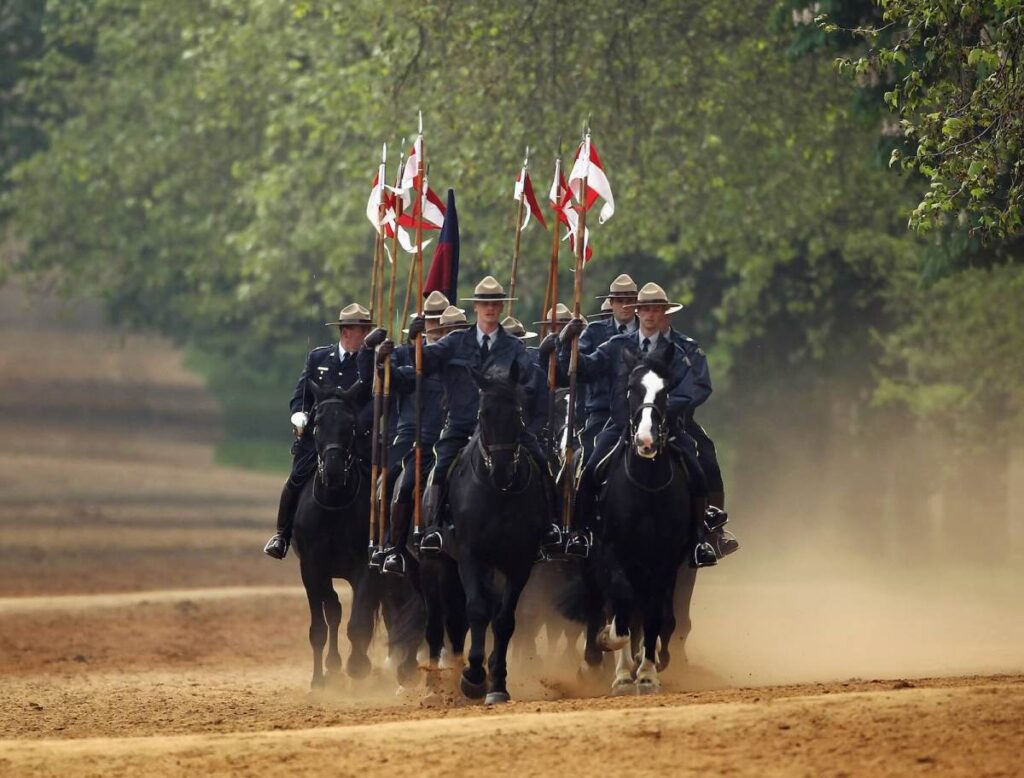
{"left": 460, "top": 296, "right": 517, "bottom": 303}
{"left": 414, "top": 306, "right": 464, "bottom": 320}
{"left": 511, "top": 331, "right": 538, "bottom": 340}
{"left": 435, "top": 322, "right": 472, "bottom": 331}
{"left": 324, "top": 319, "right": 373, "bottom": 327}
{"left": 595, "top": 292, "right": 639, "bottom": 300}
{"left": 588, "top": 311, "right": 615, "bottom": 319}
{"left": 623, "top": 302, "right": 683, "bottom": 314}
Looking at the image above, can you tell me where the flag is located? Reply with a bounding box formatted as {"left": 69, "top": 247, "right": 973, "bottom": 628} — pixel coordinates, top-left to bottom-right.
{"left": 398, "top": 134, "right": 445, "bottom": 233}
{"left": 550, "top": 166, "right": 592, "bottom": 262}
{"left": 514, "top": 167, "right": 546, "bottom": 231}
{"left": 567, "top": 136, "right": 615, "bottom": 224}
{"left": 424, "top": 189, "right": 459, "bottom": 304}
{"left": 366, "top": 168, "right": 385, "bottom": 231}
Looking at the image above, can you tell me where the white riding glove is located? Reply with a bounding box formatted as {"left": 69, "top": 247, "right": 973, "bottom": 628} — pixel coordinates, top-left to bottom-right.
{"left": 290, "top": 411, "right": 309, "bottom": 437}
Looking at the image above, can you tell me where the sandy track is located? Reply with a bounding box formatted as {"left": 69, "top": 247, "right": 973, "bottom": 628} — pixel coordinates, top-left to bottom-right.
{"left": 2, "top": 283, "right": 1022, "bottom": 775}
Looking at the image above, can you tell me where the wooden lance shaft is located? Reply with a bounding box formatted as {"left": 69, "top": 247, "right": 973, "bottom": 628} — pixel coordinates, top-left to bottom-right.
{"left": 378, "top": 178, "right": 403, "bottom": 551}
{"left": 367, "top": 209, "right": 385, "bottom": 551}
{"left": 561, "top": 168, "right": 588, "bottom": 534}
{"left": 413, "top": 163, "right": 427, "bottom": 535}
{"left": 544, "top": 157, "right": 562, "bottom": 459}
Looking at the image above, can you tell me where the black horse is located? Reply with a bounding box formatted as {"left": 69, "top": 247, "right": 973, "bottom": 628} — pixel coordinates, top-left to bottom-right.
{"left": 291, "top": 381, "right": 422, "bottom": 690}
{"left": 576, "top": 346, "right": 696, "bottom": 695}
{"left": 438, "top": 362, "right": 547, "bottom": 705}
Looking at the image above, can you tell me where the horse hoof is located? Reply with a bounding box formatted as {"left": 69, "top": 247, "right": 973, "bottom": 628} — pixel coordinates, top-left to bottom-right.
{"left": 596, "top": 625, "right": 630, "bottom": 652}
{"left": 485, "top": 691, "right": 511, "bottom": 705}
{"left": 636, "top": 680, "right": 661, "bottom": 696}
{"left": 346, "top": 655, "right": 371, "bottom": 680}
{"left": 310, "top": 676, "right": 326, "bottom": 691}
{"left": 460, "top": 672, "right": 487, "bottom": 700}
{"left": 610, "top": 680, "right": 635, "bottom": 697}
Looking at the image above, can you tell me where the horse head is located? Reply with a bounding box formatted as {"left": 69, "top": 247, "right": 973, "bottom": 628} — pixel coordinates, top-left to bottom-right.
{"left": 472, "top": 361, "right": 527, "bottom": 491}
{"left": 309, "top": 380, "right": 363, "bottom": 490}
{"left": 623, "top": 339, "right": 674, "bottom": 459}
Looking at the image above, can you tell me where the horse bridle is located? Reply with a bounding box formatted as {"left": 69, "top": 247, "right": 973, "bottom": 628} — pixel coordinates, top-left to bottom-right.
{"left": 312, "top": 398, "right": 357, "bottom": 492}
{"left": 628, "top": 400, "right": 668, "bottom": 455}
{"left": 474, "top": 404, "right": 530, "bottom": 493}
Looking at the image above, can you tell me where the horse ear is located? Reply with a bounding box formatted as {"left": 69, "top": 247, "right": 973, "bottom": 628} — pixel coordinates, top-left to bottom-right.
{"left": 338, "top": 379, "right": 365, "bottom": 404}
{"left": 651, "top": 338, "right": 675, "bottom": 369}
{"left": 621, "top": 346, "right": 638, "bottom": 372}
{"left": 309, "top": 380, "right": 326, "bottom": 404}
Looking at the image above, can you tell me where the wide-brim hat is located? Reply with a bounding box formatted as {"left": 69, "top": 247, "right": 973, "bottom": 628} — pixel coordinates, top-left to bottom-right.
{"left": 415, "top": 290, "right": 457, "bottom": 320}
{"left": 324, "top": 303, "right": 373, "bottom": 327}
{"left": 588, "top": 297, "right": 615, "bottom": 319}
{"left": 434, "top": 305, "right": 472, "bottom": 331}
{"left": 461, "top": 275, "right": 517, "bottom": 303}
{"left": 595, "top": 273, "right": 639, "bottom": 300}
{"left": 501, "top": 316, "right": 538, "bottom": 340}
{"left": 533, "top": 302, "right": 586, "bottom": 326}
{"left": 623, "top": 282, "right": 684, "bottom": 314}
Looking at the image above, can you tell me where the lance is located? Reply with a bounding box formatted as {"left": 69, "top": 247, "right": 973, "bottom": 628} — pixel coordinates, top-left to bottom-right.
{"left": 367, "top": 143, "right": 387, "bottom": 558}
{"left": 544, "top": 154, "right": 562, "bottom": 460}
{"left": 507, "top": 147, "right": 529, "bottom": 320}
{"left": 561, "top": 125, "right": 590, "bottom": 537}
{"left": 376, "top": 146, "right": 405, "bottom": 558}
{"left": 412, "top": 115, "right": 427, "bottom": 540}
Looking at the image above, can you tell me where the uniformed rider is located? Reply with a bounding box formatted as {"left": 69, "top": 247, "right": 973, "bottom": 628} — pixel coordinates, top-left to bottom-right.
{"left": 263, "top": 303, "right": 373, "bottom": 559}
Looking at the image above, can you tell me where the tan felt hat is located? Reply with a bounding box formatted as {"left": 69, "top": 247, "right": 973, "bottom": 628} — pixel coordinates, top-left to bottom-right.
{"left": 417, "top": 290, "right": 458, "bottom": 319}
{"left": 595, "top": 273, "right": 639, "bottom": 300}
{"left": 501, "top": 316, "right": 538, "bottom": 340}
{"left": 589, "top": 297, "right": 615, "bottom": 319}
{"left": 324, "top": 303, "right": 372, "bottom": 327}
{"left": 533, "top": 302, "right": 586, "bottom": 326}
{"left": 435, "top": 305, "right": 472, "bottom": 331}
{"left": 623, "top": 282, "right": 683, "bottom": 314}
{"left": 461, "top": 275, "right": 517, "bottom": 302}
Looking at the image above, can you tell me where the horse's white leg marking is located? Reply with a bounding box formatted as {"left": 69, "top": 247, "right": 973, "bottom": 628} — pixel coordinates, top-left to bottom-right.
{"left": 635, "top": 656, "right": 661, "bottom": 691}
{"left": 613, "top": 644, "right": 636, "bottom": 689}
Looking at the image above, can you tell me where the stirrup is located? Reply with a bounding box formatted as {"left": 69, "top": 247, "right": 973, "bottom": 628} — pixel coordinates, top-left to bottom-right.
{"left": 692, "top": 540, "right": 718, "bottom": 568}
{"left": 704, "top": 505, "right": 729, "bottom": 532}
{"left": 368, "top": 545, "right": 391, "bottom": 569}
{"left": 419, "top": 530, "right": 443, "bottom": 557}
{"left": 263, "top": 535, "right": 289, "bottom": 560}
{"left": 382, "top": 552, "right": 407, "bottom": 577}
{"left": 564, "top": 530, "right": 593, "bottom": 559}
{"left": 713, "top": 529, "right": 740, "bottom": 558}
{"left": 411, "top": 528, "right": 424, "bottom": 551}
{"left": 540, "top": 524, "right": 564, "bottom": 556}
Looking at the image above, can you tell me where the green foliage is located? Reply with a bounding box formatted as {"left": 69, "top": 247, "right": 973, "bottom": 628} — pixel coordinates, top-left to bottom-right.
{"left": 825, "top": 0, "right": 1024, "bottom": 239}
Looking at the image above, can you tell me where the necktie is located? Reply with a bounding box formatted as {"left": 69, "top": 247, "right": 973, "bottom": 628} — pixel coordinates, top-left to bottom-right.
{"left": 641, "top": 337, "right": 650, "bottom": 353}
{"left": 480, "top": 333, "right": 491, "bottom": 361}
{"left": 618, "top": 324, "right": 627, "bottom": 334}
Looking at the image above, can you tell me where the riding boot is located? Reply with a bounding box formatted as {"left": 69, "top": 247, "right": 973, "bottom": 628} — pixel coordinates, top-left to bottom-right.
{"left": 539, "top": 470, "right": 564, "bottom": 557}
{"left": 691, "top": 495, "right": 718, "bottom": 568}
{"left": 564, "top": 467, "right": 596, "bottom": 559}
{"left": 707, "top": 491, "right": 739, "bottom": 557}
{"left": 382, "top": 502, "right": 412, "bottom": 576}
{"left": 418, "top": 482, "right": 445, "bottom": 557}
{"left": 263, "top": 482, "right": 301, "bottom": 560}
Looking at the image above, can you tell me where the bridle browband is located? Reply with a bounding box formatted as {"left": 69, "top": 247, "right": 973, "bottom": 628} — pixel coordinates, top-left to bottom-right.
{"left": 473, "top": 396, "right": 532, "bottom": 494}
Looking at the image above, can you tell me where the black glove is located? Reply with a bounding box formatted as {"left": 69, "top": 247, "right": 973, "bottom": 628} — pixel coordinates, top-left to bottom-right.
{"left": 364, "top": 326, "right": 387, "bottom": 349}
{"left": 558, "top": 317, "right": 585, "bottom": 344}
{"left": 407, "top": 315, "right": 426, "bottom": 340}
{"left": 376, "top": 339, "right": 394, "bottom": 364}
{"left": 538, "top": 333, "right": 557, "bottom": 359}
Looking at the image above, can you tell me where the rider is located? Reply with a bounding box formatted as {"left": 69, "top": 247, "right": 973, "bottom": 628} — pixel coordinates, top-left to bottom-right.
{"left": 501, "top": 315, "right": 551, "bottom": 455}
{"left": 361, "top": 291, "right": 455, "bottom": 571}
{"left": 383, "top": 276, "right": 559, "bottom": 557}
{"left": 541, "top": 283, "right": 719, "bottom": 565}
{"left": 263, "top": 303, "right": 373, "bottom": 560}
{"left": 578, "top": 274, "right": 639, "bottom": 461}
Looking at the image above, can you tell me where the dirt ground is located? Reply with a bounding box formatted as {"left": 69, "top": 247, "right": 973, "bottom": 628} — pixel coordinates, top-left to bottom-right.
{"left": 1, "top": 284, "right": 1021, "bottom": 776}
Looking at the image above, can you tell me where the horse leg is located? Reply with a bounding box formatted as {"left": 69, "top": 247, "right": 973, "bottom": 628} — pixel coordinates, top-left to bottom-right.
{"left": 657, "top": 569, "right": 680, "bottom": 672}
{"left": 636, "top": 579, "right": 667, "bottom": 695}
{"left": 671, "top": 566, "right": 697, "bottom": 665}
{"left": 485, "top": 566, "right": 530, "bottom": 705}
{"left": 346, "top": 569, "right": 378, "bottom": 680}
{"left": 443, "top": 558, "right": 468, "bottom": 667}
{"left": 596, "top": 559, "right": 632, "bottom": 653}
{"left": 323, "top": 584, "right": 343, "bottom": 684}
{"left": 301, "top": 564, "right": 328, "bottom": 690}
{"left": 457, "top": 555, "right": 491, "bottom": 700}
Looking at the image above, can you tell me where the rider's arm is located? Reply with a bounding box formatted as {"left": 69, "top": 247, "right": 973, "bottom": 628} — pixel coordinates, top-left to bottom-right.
{"left": 556, "top": 335, "right": 608, "bottom": 383}
{"left": 419, "top": 329, "right": 457, "bottom": 376}
{"left": 289, "top": 348, "right": 318, "bottom": 414}
{"left": 686, "top": 343, "right": 713, "bottom": 409}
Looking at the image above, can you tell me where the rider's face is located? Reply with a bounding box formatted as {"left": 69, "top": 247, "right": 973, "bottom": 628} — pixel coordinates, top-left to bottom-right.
{"left": 474, "top": 301, "right": 503, "bottom": 331}
{"left": 611, "top": 297, "right": 637, "bottom": 324}
{"left": 637, "top": 306, "right": 669, "bottom": 336}
{"left": 425, "top": 317, "right": 442, "bottom": 344}
{"left": 339, "top": 325, "right": 370, "bottom": 353}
